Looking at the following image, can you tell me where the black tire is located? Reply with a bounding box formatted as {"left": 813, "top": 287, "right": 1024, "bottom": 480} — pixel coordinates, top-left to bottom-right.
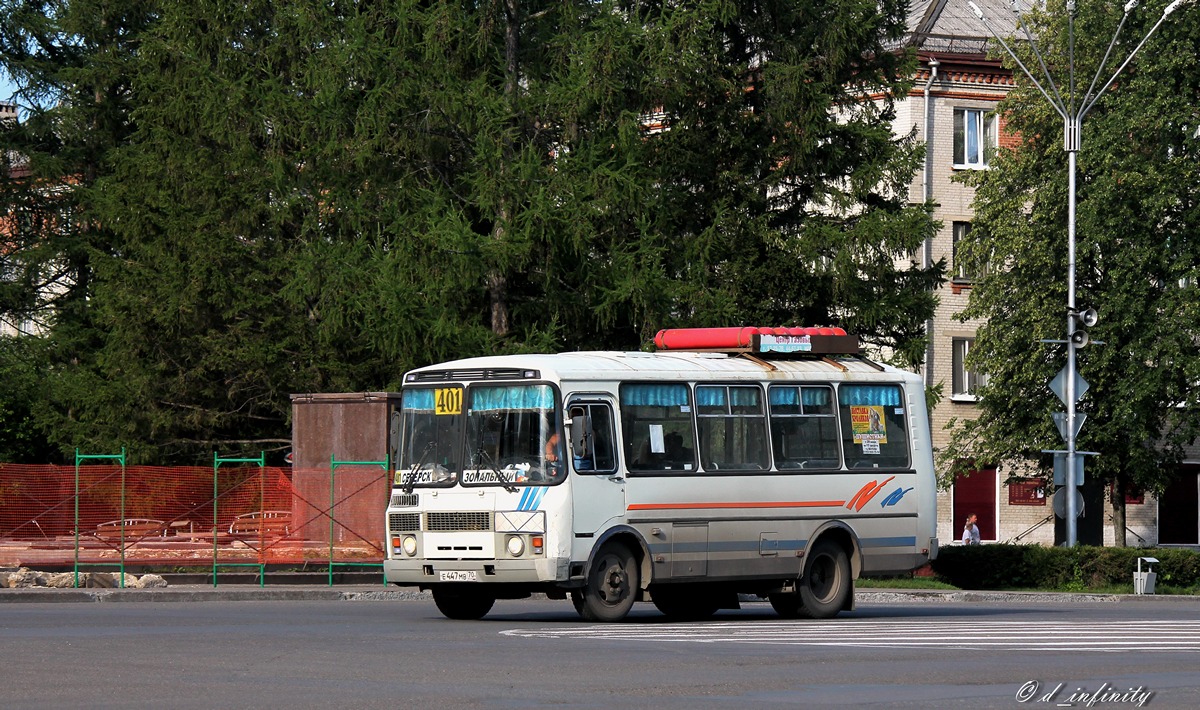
{"left": 651, "top": 585, "right": 719, "bottom": 621}
{"left": 432, "top": 587, "right": 495, "bottom": 620}
{"left": 769, "top": 539, "right": 851, "bottom": 619}
{"left": 796, "top": 539, "right": 851, "bottom": 619}
{"left": 573, "top": 542, "right": 639, "bottom": 622}
{"left": 767, "top": 590, "right": 803, "bottom": 619}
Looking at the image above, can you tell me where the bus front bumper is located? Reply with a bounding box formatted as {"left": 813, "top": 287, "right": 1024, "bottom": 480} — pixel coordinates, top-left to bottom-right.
{"left": 384, "top": 556, "right": 569, "bottom": 586}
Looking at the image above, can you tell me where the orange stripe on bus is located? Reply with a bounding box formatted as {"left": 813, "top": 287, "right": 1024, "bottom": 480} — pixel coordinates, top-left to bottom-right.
{"left": 627, "top": 500, "right": 846, "bottom": 511}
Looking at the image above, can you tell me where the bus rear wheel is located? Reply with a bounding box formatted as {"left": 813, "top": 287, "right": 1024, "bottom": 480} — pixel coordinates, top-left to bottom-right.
{"left": 432, "top": 587, "right": 495, "bottom": 620}
{"left": 769, "top": 539, "right": 851, "bottom": 619}
{"left": 572, "top": 542, "right": 638, "bottom": 622}
{"left": 651, "top": 585, "right": 720, "bottom": 621}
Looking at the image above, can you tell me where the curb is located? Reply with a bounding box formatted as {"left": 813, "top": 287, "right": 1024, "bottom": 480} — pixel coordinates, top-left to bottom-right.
{"left": 0, "top": 585, "right": 430, "bottom": 603}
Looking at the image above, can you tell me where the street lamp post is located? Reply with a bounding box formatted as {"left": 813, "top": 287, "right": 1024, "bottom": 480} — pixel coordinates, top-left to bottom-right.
{"left": 966, "top": 0, "right": 1191, "bottom": 546}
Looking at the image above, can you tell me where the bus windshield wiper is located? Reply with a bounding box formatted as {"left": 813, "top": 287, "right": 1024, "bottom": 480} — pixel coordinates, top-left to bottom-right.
{"left": 474, "top": 447, "right": 517, "bottom": 493}
{"left": 403, "top": 442, "right": 436, "bottom": 494}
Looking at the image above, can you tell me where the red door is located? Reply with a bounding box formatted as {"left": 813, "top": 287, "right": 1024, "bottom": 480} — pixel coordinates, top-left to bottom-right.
{"left": 953, "top": 466, "right": 997, "bottom": 542}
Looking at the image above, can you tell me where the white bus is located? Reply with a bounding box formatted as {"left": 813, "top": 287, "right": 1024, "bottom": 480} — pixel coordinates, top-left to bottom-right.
{"left": 384, "top": 327, "right": 938, "bottom": 621}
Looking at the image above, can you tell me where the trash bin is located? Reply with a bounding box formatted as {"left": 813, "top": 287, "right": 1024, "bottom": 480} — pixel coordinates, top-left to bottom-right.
{"left": 1134, "top": 557, "right": 1158, "bottom": 595}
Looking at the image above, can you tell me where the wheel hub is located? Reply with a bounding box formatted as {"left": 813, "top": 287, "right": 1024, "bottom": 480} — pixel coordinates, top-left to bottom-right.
{"left": 601, "top": 563, "right": 627, "bottom": 600}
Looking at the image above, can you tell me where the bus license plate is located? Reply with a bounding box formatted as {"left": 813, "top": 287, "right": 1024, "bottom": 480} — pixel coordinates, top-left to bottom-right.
{"left": 439, "top": 570, "right": 477, "bottom": 582}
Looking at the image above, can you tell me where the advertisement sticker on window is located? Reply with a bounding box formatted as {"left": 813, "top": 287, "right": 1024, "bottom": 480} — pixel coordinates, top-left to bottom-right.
{"left": 850, "top": 405, "right": 888, "bottom": 448}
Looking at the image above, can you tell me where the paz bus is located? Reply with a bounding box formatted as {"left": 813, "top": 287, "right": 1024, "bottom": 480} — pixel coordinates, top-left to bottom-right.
{"left": 383, "top": 327, "right": 938, "bottom": 622}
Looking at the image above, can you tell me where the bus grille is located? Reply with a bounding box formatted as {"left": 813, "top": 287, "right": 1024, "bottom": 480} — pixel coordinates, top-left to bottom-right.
{"left": 426, "top": 511, "right": 492, "bottom": 532}
{"left": 390, "top": 494, "right": 419, "bottom": 507}
{"left": 389, "top": 513, "right": 421, "bottom": 532}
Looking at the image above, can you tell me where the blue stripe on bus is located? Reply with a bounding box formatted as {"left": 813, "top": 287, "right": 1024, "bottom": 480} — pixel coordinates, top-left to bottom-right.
{"left": 859, "top": 536, "right": 917, "bottom": 548}
{"left": 517, "top": 487, "right": 547, "bottom": 511}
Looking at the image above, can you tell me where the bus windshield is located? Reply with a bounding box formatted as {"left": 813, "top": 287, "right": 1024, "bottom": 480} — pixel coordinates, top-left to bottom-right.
{"left": 464, "top": 384, "right": 565, "bottom": 486}
{"left": 397, "top": 387, "right": 464, "bottom": 487}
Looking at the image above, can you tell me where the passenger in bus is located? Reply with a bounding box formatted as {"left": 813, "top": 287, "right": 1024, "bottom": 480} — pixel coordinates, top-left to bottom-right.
{"left": 633, "top": 438, "right": 658, "bottom": 468}
{"left": 664, "top": 432, "right": 693, "bottom": 470}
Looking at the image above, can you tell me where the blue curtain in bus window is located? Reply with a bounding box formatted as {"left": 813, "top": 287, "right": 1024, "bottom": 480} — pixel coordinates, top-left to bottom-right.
{"left": 696, "top": 386, "right": 725, "bottom": 408}
{"left": 803, "top": 387, "right": 830, "bottom": 406}
{"left": 696, "top": 386, "right": 759, "bottom": 413}
{"left": 403, "top": 389, "right": 436, "bottom": 412}
{"left": 470, "top": 385, "right": 554, "bottom": 412}
{"left": 622, "top": 384, "right": 689, "bottom": 407}
{"left": 730, "top": 387, "right": 758, "bottom": 407}
{"left": 769, "top": 387, "right": 830, "bottom": 406}
{"left": 770, "top": 387, "right": 797, "bottom": 406}
{"left": 838, "top": 385, "right": 902, "bottom": 407}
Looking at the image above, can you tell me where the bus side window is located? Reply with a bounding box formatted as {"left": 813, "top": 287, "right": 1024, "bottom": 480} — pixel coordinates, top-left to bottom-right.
{"left": 620, "top": 383, "right": 696, "bottom": 473}
{"left": 570, "top": 403, "right": 617, "bottom": 473}
{"left": 838, "top": 384, "right": 910, "bottom": 469}
{"left": 768, "top": 385, "right": 840, "bottom": 471}
{"left": 696, "top": 385, "right": 768, "bottom": 471}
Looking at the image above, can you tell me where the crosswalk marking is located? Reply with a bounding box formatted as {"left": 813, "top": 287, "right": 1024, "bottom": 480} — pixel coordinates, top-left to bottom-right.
{"left": 500, "top": 618, "right": 1200, "bottom": 653}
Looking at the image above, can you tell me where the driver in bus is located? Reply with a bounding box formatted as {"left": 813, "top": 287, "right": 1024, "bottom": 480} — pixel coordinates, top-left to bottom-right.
{"left": 538, "top": 430, "right": 568, "bottom": 482}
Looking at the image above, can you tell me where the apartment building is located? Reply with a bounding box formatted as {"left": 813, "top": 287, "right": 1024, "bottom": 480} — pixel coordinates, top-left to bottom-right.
{"left": 897, "top": 1, "right": 1165, "bottom": 547}
{"left": 1, "top": 99, "right": 68, "bottom": 338}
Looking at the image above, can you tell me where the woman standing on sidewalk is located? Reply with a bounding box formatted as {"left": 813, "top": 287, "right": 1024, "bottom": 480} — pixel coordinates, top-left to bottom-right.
{"left": 961, "top": 513, "right": 980, "bottom": 545}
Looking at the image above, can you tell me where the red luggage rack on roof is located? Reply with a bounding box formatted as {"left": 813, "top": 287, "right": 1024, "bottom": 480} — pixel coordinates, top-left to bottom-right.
{"left": 653, "top": 326, "right": 860, "bottom": 356}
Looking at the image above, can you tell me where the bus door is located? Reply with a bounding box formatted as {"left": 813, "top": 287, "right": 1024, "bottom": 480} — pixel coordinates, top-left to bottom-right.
{"left": 566, "top": 397, "right": 625, "bottom": 544}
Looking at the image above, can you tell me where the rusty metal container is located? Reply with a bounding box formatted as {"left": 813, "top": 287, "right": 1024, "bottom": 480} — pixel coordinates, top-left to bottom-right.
{"left": 290, "top": 393, "right": 401, "bottom": 550}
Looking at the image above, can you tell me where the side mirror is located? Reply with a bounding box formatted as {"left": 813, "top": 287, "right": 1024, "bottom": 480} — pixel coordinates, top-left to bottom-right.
{"left": 568, "top": 407, "right": 590, "bottom": 460}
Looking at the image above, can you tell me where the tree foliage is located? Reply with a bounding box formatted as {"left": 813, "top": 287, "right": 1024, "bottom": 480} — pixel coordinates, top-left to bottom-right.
{"left": 1, "top": 0, "right": 942, "bottom": 464}
{"left": 945, "top": 2, "right": 1200, "bottom": 526}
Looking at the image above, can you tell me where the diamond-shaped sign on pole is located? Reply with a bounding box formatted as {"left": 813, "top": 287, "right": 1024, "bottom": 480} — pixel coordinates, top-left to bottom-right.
{"left": 1052, "top": 412, "right": 1087, "bottom": 442}
{"left": 1049, "top": 366, "right": 1089, "bottom": 406}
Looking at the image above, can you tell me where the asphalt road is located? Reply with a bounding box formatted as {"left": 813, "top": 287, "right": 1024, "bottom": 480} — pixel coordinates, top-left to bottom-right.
{"left": 3, "top": 594, "right": 1197, "bottom": 709}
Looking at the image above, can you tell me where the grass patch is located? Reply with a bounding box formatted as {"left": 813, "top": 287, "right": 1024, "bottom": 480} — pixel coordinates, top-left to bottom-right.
{"left": 857, "top": 577, "right": 959, "bottom": 590}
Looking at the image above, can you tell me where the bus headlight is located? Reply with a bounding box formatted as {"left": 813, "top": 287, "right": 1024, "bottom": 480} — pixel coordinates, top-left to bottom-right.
{"left": 402, "top": 535, "right": 418, "bottom": 557}
{"left": 506, "top": 535, "right": 525, "bottom": 557}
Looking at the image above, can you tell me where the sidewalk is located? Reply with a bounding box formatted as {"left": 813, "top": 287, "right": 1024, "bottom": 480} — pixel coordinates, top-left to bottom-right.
{"left": 2, "top": 584, "right": 1196, "bottom": 604}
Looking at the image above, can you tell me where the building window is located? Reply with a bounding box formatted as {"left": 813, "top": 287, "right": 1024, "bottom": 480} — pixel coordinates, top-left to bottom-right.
{"left": 952, "top": 337, "right": 987, "bottom": 400}
{"left": 1109, "top": 481, "right": 1146, "bottom": 506}
{"left": 1008, "top": 479, "right": 1047, "bottom": 506}
{"left": 954, "top": 108, "right": 995, "bottom": 168}
{"left": 952, "top": 221, "right": 988, "bottom": 281}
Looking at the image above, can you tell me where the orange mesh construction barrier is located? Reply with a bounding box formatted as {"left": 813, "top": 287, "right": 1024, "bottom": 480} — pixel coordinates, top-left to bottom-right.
{"left": 0, "top": 463, "right": 387, "bottom": 579}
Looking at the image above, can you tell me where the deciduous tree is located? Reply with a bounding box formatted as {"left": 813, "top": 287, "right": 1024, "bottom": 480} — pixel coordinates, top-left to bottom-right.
{"left": 945, "top": 1, "right": 1200, "bottom": 544}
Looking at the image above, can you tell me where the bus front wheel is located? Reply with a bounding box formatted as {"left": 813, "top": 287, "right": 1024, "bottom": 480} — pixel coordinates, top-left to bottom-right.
{"left": 572, "top": 542, "right": 638, "bottom": 622}
{"left": 432, "top": 587, "right": 495, "bottom": 620}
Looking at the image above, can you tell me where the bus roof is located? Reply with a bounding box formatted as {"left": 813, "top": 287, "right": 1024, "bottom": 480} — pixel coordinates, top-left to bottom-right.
{"left": 404, "top": 350, "right": 919, "bottom": 386}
